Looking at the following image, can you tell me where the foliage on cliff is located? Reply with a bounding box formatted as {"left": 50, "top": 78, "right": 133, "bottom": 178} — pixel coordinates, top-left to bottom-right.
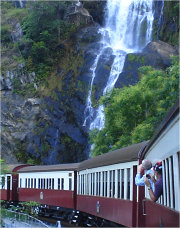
{"left": 90, "top": 56, "right": 179, "bottom": 156}
{"left": 158, "top": 1, "right": 179, "bottom": 45}
{"left": 19, "top": 1, "right": 76, "bottom": 82}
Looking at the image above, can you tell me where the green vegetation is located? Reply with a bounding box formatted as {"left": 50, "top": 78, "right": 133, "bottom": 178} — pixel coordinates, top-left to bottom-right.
{"left": 158, "top": 2, "right": 179, "bottom": 45}
{"left": 20, "top": 1, "right": 76, "bottom": 83}
{"left": 0, "top": 159, "right": 9, "bottom": 175}
{"left": 13, "top": 141, "right": 40, "bottom": 165}
{"left": 1, "top": 1, "right": 79, "bottom": 96}
{"left": 127, "top": 54, "right": 145, "bottom": 64}
{"left": 90, "top": 56, "right": 179, "bottom": 156}
{"left": 57, "top": 133, "right": 85, "bottom": 162}
{"left": 20, "top": 201, "right": 40, "bottom": 215}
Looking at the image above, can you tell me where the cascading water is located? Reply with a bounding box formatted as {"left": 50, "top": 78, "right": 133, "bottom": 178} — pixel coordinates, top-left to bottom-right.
{"left": 83, "top": 0, "right": 154, "bottom": 131}
{"left": 156, "top": 1, "right": 164, "bottom": 39}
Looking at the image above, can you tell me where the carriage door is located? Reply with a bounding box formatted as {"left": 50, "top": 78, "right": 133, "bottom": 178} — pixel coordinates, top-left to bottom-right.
{"left": 7, "top": 176, "right": 11, "bottom": 201}
{"left": 12, "top": 174, "right": 19, "bottom": 202}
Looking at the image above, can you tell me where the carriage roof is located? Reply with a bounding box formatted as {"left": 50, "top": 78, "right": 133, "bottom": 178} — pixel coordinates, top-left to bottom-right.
{"left": 18, "top": 163, "right": 80, "bottom": 173}
{"left": 78, "top": 141, "right": 148, "bottom": 171}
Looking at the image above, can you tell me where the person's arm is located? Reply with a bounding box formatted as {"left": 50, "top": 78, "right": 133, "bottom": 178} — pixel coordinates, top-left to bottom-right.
{"left": 135, "top": 164, "right": 145, "bottom": 186}
{"left": 144, "top": 177, "right": 158, "bottom": 202}
{"left": 135, "top": 173, "right": 145, "bottom": 186}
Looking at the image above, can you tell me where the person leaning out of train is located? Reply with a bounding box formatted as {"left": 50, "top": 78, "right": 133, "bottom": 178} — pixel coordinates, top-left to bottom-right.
{"left": 144, "top": 161, "right": 163, "bottom": 202}
{"left": 135, "top": 159, "right": 154, "bottom": 189}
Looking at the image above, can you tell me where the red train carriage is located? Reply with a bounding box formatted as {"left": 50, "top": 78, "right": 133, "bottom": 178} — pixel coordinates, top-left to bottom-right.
{"left": 137, "top": 98, "right": 180, "bottom": 227}
{"left": 76, "top": 141, "right": 148, "bottom": 227}
{"left": 0, "top": 164, "right": 30, "bottom": 202}
{"left": 18, "top": 163, "right": 79, "bottom": 210}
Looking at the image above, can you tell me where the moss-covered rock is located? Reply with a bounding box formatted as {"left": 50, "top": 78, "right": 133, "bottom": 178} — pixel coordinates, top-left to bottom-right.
{"left": 115, "top": 40, "right": 178, "bottom": 89}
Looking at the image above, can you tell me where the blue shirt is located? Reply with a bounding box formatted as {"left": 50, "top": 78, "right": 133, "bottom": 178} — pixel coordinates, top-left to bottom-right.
{"left": 135, "top": 169, "right": 154, "bottom": 189}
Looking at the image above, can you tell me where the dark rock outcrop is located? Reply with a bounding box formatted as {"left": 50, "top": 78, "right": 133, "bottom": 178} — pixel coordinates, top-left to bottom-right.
{"left": 11, "top": 22, "right": 23, "bottom": 42}
{"left": 64, "top": 2, "right": 93, "bottom": 26}
{"left": 1, "top": 91, "right": 41, "bottom": 163}
{"left": 115, "top": 41, "right": 178, "bottom": 88}
{"left": 142, "top": 40, "right": 178, "bottom": 66}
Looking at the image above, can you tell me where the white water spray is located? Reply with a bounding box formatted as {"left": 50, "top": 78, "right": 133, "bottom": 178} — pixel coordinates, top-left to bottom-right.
{"left": 83, "top": 0, "right": 154, "bottom": 130}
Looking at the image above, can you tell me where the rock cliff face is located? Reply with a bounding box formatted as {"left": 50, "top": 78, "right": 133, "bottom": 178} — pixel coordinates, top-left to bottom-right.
{"left": 1, "top": 1, "right": 179, "bottom": 165}
{"left": 1, "top": 2, "right": 105, "bottom": 165}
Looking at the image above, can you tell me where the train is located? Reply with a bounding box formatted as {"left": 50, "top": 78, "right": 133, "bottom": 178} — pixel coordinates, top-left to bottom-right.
{"left": 1, "top": 98, "right": 179, "bottom": 227}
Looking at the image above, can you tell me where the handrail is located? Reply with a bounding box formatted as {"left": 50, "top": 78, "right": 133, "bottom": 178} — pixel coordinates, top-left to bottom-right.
{"left": 2, "top": 209, "right": 51, "bottom": 228}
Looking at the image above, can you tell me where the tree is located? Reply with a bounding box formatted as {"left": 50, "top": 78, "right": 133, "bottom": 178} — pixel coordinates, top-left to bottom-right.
{"left": 20, "top": 1, "right": 74, "bottom": 82}
{"left": 90, "top": 56, "right": 179, "bottom": 156}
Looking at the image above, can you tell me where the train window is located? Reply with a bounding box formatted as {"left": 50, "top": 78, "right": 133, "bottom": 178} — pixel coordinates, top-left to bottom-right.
{"left": 99, "top": 172, "right": 101, "bottom": 196}
{"left": 127, "top": 168, "right": 130, "bottom": 200}
{"left": 93, "top": 173, "right": 95, "bottom": 196}
{"left": 49, "top": 178, "right": 51, "bottom": 189}
{"left": 19, "top": 178, "right": 22, "bottom": 188}
{"left": 113, "top": 170, "right": 115, "bottom": 198}
{"left": 110, "top": 171, "right": 112, "bottom": 197}
{"left": 105, "top": 171, "right": 108, "bottom": 197}
{"left": 85, "top": 174, "right": 86, "bottom": 194}
{"left": 58, "top": 178, "right": 60, "bottom": 190}
{"left": 25, "top": 178, "right": 27, "bottom": 188}
{"left": 41, "top": 179, "right": 43, "bottom": 189}
{"left": 28, "top": 178, "right": 30, "bottom": 188}
{"left": 34, "top": 179, "right": 36, "bottom": 188}
{"left": 121, "top": 170, "right": 124, "bottom": 199}
{"left": 83, "top": 175, "right": 85, "bottom": 194}
{"left": 61, "top": 178, "right": 64, "bottom": 190}
{"left": 87, "top": 174, "right": 89, "bottom": 195}
{"left": 170, "top": 156, "right": 175, "bottom": 208}
{"left": 52, "top": 179, "right": 54, "bottom": 189}
{"left": 1, "top": 176, "right": 5, "bottom": 189}
{"left": 31, "top": 178, "right": 33, "bottom": 188}
{"left": 43, "top": 178, "right": 46, "bottom": 189}
{"left": 84, "top": 174, "right": 86, "bottom": 194}
{"left": 96, "top": 173, "right": 98, "bottom": 196}
{"left": 89, "top": 174, "right": 91, "bottom": 195}
{"left": 38, "top": 179, "right": 40, "bottom": 189}
{"left": 69, "top": 178, "right": 72, "bottom": 190}
{"left": 90, "top": 174, "right": 92, "bottom": 195}
{"left": 85, "top": 174, "right": 87, "bottom": 194}
{"left": 46, "top": 179, "right": 48, "bottom": 189}
{"left": 78, "top": 175, "right": 80, "bottom": 194}
{"left": 102, "top": 172, "right": 104, "bottom": 196}
{"left": 80, "top": 175, "right": 82, "bottom": 194}
{"left": 117, "top": 170, "right": 120, "bottom": 198}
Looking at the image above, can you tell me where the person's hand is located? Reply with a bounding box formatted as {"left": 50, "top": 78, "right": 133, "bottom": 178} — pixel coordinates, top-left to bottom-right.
{"left": 144, "top": 177, "right": 151, "bottom": 187}
{"left": 137, "top": 164, "right": 144, "bottom": 173}
{"left": 149, "top": 174, "right": 156, "bottom": 183}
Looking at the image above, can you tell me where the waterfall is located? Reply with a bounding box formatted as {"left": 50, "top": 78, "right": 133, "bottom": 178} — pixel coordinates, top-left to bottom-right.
{"left": 83, "top": 0, "right": 154, "bottom": 131}
{"left": 156, "top": 1, "right": 164, "bottom": 39}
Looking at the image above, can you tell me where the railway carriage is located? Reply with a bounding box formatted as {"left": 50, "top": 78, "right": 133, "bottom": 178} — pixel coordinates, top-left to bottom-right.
{"left": 76, "top": 141, "right": 148, "bottom": 227}
{"left": 18, "top": 163, "right": 79, "bottom": 211}
{"left": 138, "top": 98, "right": 180, "bottom": 227}
{"left": 0, "top": 164, "right": 29, "bottom": 202}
